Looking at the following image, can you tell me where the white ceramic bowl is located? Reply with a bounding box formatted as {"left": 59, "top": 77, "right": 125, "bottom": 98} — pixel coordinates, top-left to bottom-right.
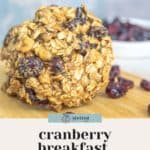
{"left": 113, "top": 41, "right": 150, "bottom": 58}
{"left": 112, "top": 18, "right": 150, "bottom": 58}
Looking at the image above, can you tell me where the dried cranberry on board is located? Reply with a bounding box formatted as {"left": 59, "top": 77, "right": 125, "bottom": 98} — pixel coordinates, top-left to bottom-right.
{"left": 147, "top": 104, "right": 150, "bottom": 115}
{"left": 18, "top": 56, "right": 43, "bottom": 78}
{"left": 118, "top": 77, "right": 134, "bottom": 89}
{"left": 106, "top": 64, "right": 135, "bottom": 98}
{"left": 140, "top": 79, "right": 150, "bottom": 91}
{"left": 109, "top": 65, "right": 120, "bottom": 82}
{"left": 106, "top": 82, "right": 127, "bottom": 98}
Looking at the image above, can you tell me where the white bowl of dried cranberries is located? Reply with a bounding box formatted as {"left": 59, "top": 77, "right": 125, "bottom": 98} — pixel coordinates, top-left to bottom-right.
{"left": 103, "top": 17, "right": 150, "bottom": 58}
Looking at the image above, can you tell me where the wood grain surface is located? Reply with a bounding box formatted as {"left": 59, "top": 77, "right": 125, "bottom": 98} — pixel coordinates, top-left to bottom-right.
{"left": 0, "top": 67, "right": 150, "bottom": 118}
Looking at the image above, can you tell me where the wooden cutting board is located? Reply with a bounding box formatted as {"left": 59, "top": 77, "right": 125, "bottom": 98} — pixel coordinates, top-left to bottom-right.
{"left": 0, "top": 66, "right": 150, "bottom": 118}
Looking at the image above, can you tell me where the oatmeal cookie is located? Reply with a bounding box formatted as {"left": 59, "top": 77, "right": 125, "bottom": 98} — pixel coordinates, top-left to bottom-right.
{"left": 0, "top": 5, "right": 114, "bottom": 111}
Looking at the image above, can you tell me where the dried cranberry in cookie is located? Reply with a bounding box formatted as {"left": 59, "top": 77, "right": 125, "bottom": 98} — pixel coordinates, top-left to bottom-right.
{"left": 18, "top": 56, "right": 43, "bottom": 78}
{"left": 140, "top": 79, "right": 150, "bottom": 91}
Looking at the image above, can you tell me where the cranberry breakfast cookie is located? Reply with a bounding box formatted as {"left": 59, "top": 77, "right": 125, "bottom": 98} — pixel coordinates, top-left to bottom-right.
{"left": 0, "top": 5, "right": 113, "bottom": 111}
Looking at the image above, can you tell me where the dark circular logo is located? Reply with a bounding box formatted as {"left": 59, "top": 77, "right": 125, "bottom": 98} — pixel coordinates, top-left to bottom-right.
{"left": 61, "top": 114, "right": 71, "bottom": 123}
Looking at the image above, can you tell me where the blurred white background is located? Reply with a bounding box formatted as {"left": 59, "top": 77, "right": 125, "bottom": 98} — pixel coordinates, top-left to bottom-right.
{"left": 106, "top": 0, "right": 150, "bottom": 20}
